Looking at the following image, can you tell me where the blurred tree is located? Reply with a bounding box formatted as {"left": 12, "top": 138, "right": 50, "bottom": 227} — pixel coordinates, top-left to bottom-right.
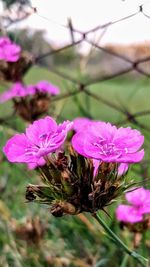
{"left": 9, "top": 29, "right": 78, "bottom": 67}
{"left": 8, "top": 29, "right": 54, "bottom": 67}
{"left": 2, "top": 0, "right": 30, "bottom": 8}
{"left": 53, "top": 47, "right": 77, "bottom": 66}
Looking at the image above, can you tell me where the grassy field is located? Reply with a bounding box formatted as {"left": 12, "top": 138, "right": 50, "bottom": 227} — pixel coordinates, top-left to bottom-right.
{"left": 0, "top": 66, "right": 150, "bottom": 267}
{"left": 24, "top": 67, "right": 150, "bottom": 122}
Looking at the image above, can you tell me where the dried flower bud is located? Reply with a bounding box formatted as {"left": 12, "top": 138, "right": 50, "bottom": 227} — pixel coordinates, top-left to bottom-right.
{"left": 0, "top": 81, "right": 60, "bottom": 122}
{"left": 25, "top": 149, "right": 135, "bottom": 216}
{"left": 51, "top": 200, "right": 77, "bottom": 217}
{"left": 12, "top": 217, "right": 46, "bottom": 245}
{"left": 0, "top": 51, "right": 33, "bottom": 82}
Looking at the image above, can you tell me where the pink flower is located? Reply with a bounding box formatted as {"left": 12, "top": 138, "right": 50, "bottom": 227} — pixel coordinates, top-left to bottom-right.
{"left": 116, "top": 205, "right": 143, "bottom": 223}
{"left": 126, "top": 187, "right": 150, "bottom": 214}
{"left": 35, "top": 80, "right": 59, "bottom": 95}
{"left": 126, "top": 187, "right": 149, "bottom": 206}
{"left": 0, "top": 37, "right": 10, "bottom": 46}
{"left": 0, "top": 82, "right": 27, "bottom": 103}
{"left": 72, "top": 122, "right": 144, "bottom": 163}
{"left": 116, "top": 187, "right": 150, "bottom": 223}
{"left": 3, "top": 116, "right": 73, "bottom": 164}
{"left": 0, "top": 81, "right": 60, "bottom": 103}
{"left": 0, "top": 36, "right": 21, "bottom": 62}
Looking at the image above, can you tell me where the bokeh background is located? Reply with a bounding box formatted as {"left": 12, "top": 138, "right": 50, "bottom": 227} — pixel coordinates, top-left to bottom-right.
{"left": 0, "top": 0, "right": 150, "bottom": 266}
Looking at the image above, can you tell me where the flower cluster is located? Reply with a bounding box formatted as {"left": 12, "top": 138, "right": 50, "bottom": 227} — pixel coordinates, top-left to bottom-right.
{"left": 116, "top": 187, "right": 150, "bottom": 224}
{"left": 3, "top": 117, "right": 145, "bottom": 216}
{"left": 0, "top": 81, "right": 60, "bottom": 121}
{"left": 0, "top": 81, "right": 59, "bottom": 103}
{"left": 0, "top": 36, "right": 21, "bottom": 62}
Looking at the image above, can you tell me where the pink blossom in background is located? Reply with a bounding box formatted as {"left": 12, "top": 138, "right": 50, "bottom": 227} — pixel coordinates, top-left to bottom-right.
{"left": 126, "top": 187, "right": 150, "bottom": 215}
{"left": 3, "top": 116, "right": 73, "bottom": 165}
{"left": 116, "top": 204, "right": 143, "bottom": 223}
{"left": 25, "top": 85, "right": 37, "bottom": 96}
{"left": 0, "top": 81, "right": 60, "bottom": 103}
{"left": 35, "top": 80, "right": 60, "bottom": 95}
{"left": 116, "top": 187, "right": 150, "bottom": 223}
{"left": 0, "top": 36, "right": 21, "bottom": 62}
{"left": 125, "top": 187, "right": 150, "bottom": 207}
{"left": 72, "top": 122, "right": 144, "bottom": 164}
{"left": 0, "top": 83, "right": 27, "bottom": 103}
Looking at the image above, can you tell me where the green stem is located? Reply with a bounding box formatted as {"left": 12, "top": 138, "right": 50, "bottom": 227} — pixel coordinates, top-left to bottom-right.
{"left": 93, "top": 212, "right": 148, "bottom": 267}
{"left": 141, "top": 231, "right": 146, "bottom": 258}
{"left": 120, "top": 255, "right": 129, "bottom": 267}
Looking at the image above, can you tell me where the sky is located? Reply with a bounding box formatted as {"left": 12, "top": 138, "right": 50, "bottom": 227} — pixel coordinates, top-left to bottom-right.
{"left": 4, "top": 0, "right": 150, "bottom": 50}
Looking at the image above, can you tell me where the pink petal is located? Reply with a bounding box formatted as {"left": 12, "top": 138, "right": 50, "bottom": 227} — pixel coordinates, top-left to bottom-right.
{"left": 116, "top": 204, "right": 143, "bottom": 223}
{"left": 93, "top": 159, "right": 101, "bottom": 176}
{"left": 72, "top": 132, "right": 89, "bottom": 157}
{"left": 126, "top": 187, "right": 148, "bottom": 206}
{"left": 26, "top": 116, "right": 57, "bottom": 145}
{"left": 3, "top": 134, "right": 35, "bottom": 163}
{"left": 36, "top": 80, "right": 60, "bottom": 95}
{"left": 116, "top": 149, "right": 144, "bottom": 163}
{"left": 73, "top": 117, "right": 92, "bottom": 132}
{"left": 27, "top": 157, "right": 46, "bottom": 169}
{"left": 118, "top": 163, "right": 129, "bottom": 176}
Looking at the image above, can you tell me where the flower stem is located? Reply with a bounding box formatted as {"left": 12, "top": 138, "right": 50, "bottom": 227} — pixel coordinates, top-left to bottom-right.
{"left": 120, "top": 255, "right": 129, "bottom": 267}
{"left": 93, "top": 212, "right": 148, "bottom": 267}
